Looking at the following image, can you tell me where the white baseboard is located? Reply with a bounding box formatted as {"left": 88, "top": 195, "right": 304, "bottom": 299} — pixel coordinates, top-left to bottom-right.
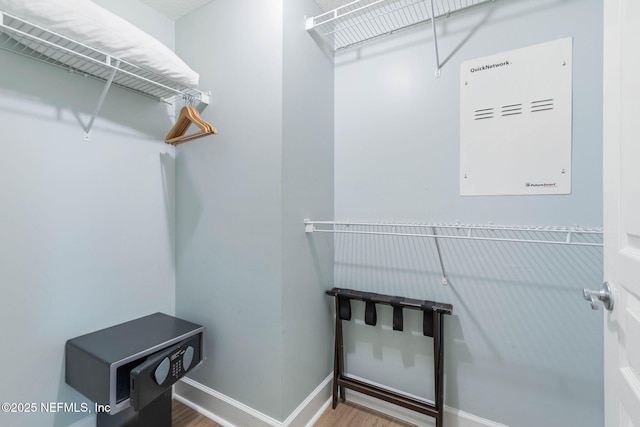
{"left": 345, "top": 389, "right": 507, "bottom": 427}
{"left": 174, "top": 375, "right": 332, "bottom": 427}
{"left": 174, "top": 375, "right": 506, "bottom": 427}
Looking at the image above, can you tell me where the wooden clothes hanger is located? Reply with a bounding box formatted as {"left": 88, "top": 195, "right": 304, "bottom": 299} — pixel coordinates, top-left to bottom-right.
{"left": 165, "top": 106, "right": 217, "bottom": 146}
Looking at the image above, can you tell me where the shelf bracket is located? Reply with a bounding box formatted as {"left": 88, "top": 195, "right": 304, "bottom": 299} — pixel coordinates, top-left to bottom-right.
{"left": 429, "top": 0, "right": 441, "bottom": 77}
{"left": 84, "top": 57, "right": 120, "bottom": 140}
{"left": 304, "top": 218, "right": 315, "bottom": 233}
{"left": 193, "top": 91, "right": 210, "bottom": 113}
{"left": 431, "top": 227, "right": 448, "bottom": 285}
{"left": 166, "top": 91, "right": 211, "bottom": 130}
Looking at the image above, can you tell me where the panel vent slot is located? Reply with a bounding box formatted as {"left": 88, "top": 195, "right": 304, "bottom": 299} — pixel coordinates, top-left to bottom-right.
{"left": 474, "top": 108, "right": 494, "bottom": 120}
{"left": 531, "top": 98, "right": 554, "bottom": 113}
{"left": 501, "top": 104, "right": 523, "bottom": 117}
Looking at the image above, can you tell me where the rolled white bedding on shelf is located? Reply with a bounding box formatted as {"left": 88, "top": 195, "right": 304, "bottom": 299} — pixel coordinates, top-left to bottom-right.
{"left": 0, "top": 0, "right": 199, "bottom": 88}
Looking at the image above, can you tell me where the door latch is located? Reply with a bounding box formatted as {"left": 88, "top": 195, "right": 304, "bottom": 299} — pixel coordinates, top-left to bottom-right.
{"left": 583, "top": 281, "right": 613, "bottom": 311}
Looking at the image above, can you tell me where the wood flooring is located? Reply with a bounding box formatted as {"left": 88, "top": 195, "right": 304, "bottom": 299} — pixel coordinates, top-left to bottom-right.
{"left": 314, "top": 401, "right": 417, "bottom": 427}
{"left": 172, "top": 399, "right": 416, "bottom": 427}
{"left": 172, "top": 400, "right": 222, "bottom": 427}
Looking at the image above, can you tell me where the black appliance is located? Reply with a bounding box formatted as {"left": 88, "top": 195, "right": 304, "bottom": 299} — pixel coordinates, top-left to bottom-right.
{"left": 65, "top": 313, "right": 205, "bottom": 427}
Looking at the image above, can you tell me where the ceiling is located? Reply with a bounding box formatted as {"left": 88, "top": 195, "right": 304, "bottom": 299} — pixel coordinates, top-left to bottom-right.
{"left": 139, "top": 0, "right": 350, "bottom": 20}
{"left": 314, "top": 0, "right": 354, "bottom": 12}
{"left": 139, "top": 0, "right": 215, "bottom": 20}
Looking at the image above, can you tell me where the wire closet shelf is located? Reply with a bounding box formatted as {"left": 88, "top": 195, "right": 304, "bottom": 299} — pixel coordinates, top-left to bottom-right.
{"left": 0, "top": 10, "right": 207, "bottom": 104}
{"left": 304, "top": 220, "right": 604, "bottom": 247}
{"left": 306, "top": 0, "right": 494, "bottom": 51}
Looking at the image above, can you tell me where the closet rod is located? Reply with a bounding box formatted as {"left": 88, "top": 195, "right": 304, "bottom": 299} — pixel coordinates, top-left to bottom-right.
{"left": 304, "top": 220, "right": 603, "bottom": 247}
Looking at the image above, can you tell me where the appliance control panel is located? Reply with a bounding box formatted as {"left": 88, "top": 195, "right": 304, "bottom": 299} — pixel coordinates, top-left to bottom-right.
{"left": 130, "top": 334, "right": 202, "bottom": 411}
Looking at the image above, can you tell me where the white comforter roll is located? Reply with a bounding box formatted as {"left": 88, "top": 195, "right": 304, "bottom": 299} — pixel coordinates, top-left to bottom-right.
{"left": 0, "top": 0, "right": 200, "bottom": 88}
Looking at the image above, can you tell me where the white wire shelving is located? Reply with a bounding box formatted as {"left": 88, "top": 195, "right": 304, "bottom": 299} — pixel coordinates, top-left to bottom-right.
{"left": 306, "top": 0, "right": 494, "bottom": 75}
{"left": 0, "top": 10, "right": 209, "bottom": 138}
{"left": 304, "top": 219, "right": 604, "bottom": 285}
{"left": 304, "top": 220, "right": 604, "bottom": 247}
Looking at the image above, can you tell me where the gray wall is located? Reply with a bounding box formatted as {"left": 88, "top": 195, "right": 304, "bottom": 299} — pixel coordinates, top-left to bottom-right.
{"left": 0, "top": 0, "right": 605, "bottom": 425}
{"left": 0, "top": 2, "right": 177, "bottom": 427}
{"left": 174, "top": 0, "right": 285, "bottom": 417}
{"left": 282, "top": 0, "right": 335, "bottom": 418}
{"left": 175, "top": 0, "right": 334, "bottom": 421}
{"left": 331, "top": 0, "right": 603, "bottom": 426}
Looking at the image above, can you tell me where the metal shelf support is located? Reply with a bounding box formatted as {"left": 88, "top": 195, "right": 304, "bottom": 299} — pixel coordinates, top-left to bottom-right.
{"left": 429, "top": 0, "right": 441, "bottom": 77}
{"left": 84, "top": 57, "right": 119, "bottom": 140}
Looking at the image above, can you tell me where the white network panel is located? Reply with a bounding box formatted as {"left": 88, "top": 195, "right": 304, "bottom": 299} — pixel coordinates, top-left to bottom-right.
{"left": 459, "top": 38, "right": 573, "bottom": 196}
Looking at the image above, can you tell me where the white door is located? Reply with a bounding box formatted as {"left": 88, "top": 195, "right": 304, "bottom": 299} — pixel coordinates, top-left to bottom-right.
{"left": 603, "top": 0, "right": 640, "bottom": 425}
